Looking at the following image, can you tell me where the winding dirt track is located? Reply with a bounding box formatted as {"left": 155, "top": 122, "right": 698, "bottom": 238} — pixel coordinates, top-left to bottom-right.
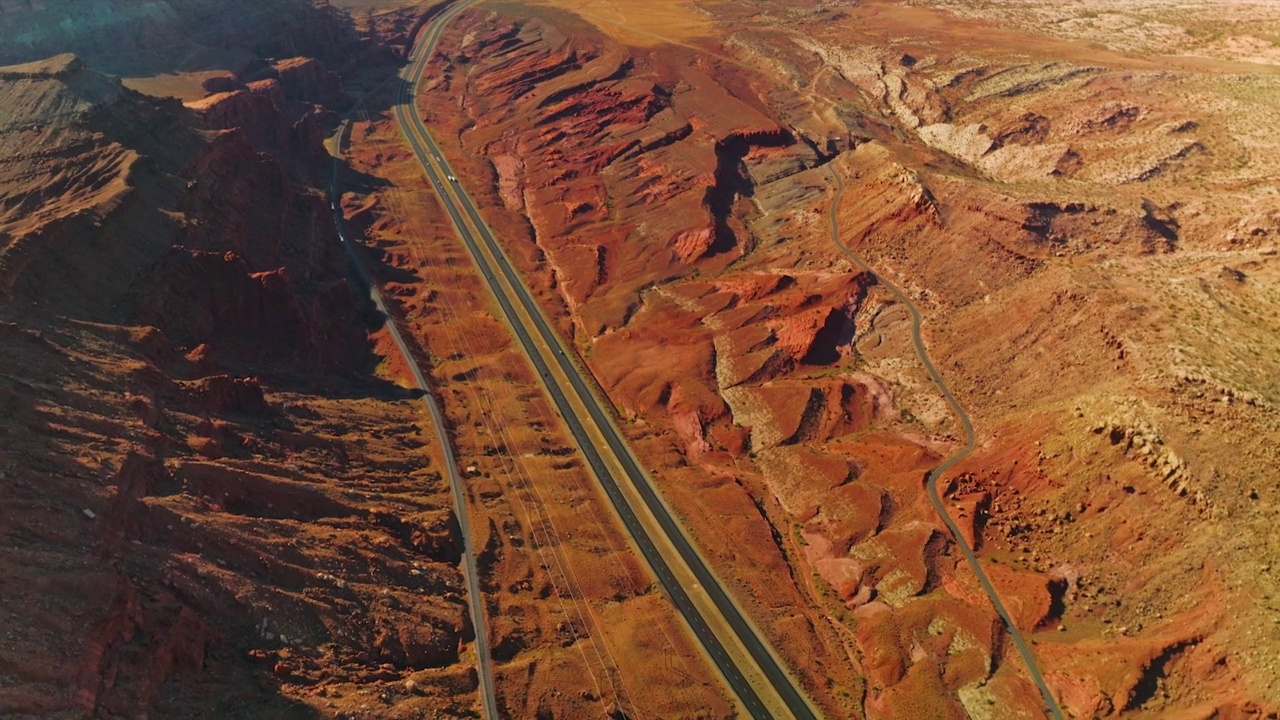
{"left": 826, "top": 167, "right": 1065, "bottom": 720}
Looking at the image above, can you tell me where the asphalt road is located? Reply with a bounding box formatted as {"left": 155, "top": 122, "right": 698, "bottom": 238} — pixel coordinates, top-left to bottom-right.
{"left": 393, "top": 3, "right": 820, "bottom": 718}
{"left": 330, "top": 111, "right": 501, "bottom": 719}
{"left": 825, "top": 169, "right": 1065, "bottom": 720}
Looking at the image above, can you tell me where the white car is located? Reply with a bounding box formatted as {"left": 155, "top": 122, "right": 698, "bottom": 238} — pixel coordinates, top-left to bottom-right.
{"left": 447, "top": 175, "right": 458, "bottom": 182}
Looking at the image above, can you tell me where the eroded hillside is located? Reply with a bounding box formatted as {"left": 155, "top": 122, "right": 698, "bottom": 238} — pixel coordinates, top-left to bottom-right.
{"left": 406, "top": 0, "right": 1280, "bottom": 716}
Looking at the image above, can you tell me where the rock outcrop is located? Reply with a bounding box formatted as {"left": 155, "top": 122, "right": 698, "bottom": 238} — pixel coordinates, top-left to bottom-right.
{"left": 272, "top": 56, "right": 349, "bottom": 108}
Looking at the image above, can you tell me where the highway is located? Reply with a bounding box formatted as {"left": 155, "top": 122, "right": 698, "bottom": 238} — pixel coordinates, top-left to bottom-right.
{"left": 393, "top": 2, "right": 821, "bottom": 718}
{"left": 825, "top": 169, "right": 1065, "bottom": 719}
{"left": 329, "top": 117, "right": 500, "bottom": 718}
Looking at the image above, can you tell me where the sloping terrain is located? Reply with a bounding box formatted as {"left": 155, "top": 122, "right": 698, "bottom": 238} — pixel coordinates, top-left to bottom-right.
{"left": 6, "top": 0, "right": 1280, "bottom": 717}
{"left": 410, "top": 0, "right": 1280, "bottom": 716}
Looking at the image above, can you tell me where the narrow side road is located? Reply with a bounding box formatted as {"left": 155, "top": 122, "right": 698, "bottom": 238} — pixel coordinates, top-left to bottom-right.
{"left": 330, "top": 111, "right": 500, "bottom": 718}
{"left": 826, "top": 168, "right": 1066, "bottom": 719}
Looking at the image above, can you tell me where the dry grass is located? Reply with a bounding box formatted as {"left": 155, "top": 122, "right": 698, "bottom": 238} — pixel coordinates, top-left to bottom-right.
{"left": 912, "top": 0, "right": 1280, "bottom": 66}
{"left": 123, "top": 70, "right": 231, "bottom": 101}
{"left": 533, "top": 0, "right": 712, "bottom": 46}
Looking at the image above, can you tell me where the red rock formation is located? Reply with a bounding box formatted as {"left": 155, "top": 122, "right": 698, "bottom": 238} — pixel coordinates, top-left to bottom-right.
{"left": 186, "top": 80, "right": 331, "bottom": 166}
{"left": 272, "top": 56, "right": 349, "bottom": 108}
{"left": 131, "top": 247, "right": 358, "bottom": 368}
{"left": 189, "top": 88, "right": 289, "bottom": 149}
{"left": 0, "top": 47, "right": 470, "bottom": 718}
{"left": 446, "top": 17, "right": 790, "bottom": 336}
{"left": 181, "top": 375, "right": 271, "bottom": 416}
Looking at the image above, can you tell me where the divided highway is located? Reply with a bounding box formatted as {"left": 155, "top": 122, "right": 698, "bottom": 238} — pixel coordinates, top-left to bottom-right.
{"left": 393, "top": 2, "right": 821, "bottom": 718}
{"left": 825, "top": 170, "right": 1065, "bottom": 720}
